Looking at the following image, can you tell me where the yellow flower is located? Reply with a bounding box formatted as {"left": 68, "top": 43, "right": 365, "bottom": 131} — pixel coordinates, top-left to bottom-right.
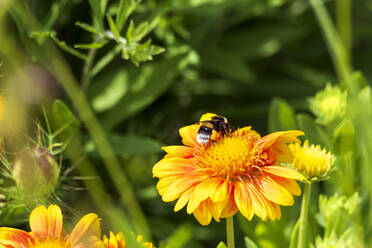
{"left": 103, "top": 232, "right": 153, "bottom": 248}
{"left": 0, "top": 204, "right": 104, "bottom": 248}
{"left": 153, "top": 113, "right": 307, "bottom": 225}
{"left": 289, "top": 140, "right": 335, "bottom": 180}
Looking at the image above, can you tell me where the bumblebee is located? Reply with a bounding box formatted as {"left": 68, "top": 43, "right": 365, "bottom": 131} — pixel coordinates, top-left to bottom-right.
{"left": 196, "top": 115, "right": 232, "bottom": 145}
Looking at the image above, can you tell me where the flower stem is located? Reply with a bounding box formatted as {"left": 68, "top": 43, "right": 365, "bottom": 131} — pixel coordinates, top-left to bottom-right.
{"left": 308, "top": 0, "right": 352, "bottom": 87}
{"left": 226, "top": 216, "right": 235, "bottom": 248}
{"left": 298, "top": 183, "right": 311, "bottom": 248}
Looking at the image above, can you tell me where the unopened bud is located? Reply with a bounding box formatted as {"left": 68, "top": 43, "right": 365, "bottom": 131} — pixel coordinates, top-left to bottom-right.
{"left": 12, "top": 148, "right": 59, "bottom": 196}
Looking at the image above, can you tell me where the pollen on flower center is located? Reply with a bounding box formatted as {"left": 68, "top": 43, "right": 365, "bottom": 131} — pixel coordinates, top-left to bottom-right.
{"left": 195, "top": 132, "right": 274, "bottom": 179}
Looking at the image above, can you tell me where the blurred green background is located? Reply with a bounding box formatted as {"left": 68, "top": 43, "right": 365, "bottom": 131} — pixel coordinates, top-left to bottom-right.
{"left": 0, "top": 0, "right": 372, "bottom": 247}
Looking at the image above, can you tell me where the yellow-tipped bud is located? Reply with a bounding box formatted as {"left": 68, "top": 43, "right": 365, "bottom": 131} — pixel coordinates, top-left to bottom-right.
{"left": 289, "top": 140, "right": 335, "bottom": 180}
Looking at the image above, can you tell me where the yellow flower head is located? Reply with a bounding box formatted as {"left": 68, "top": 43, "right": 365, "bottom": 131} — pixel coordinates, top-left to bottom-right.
{"left": 289, "top": 140, "right": 335, "bottom": 180}
{"left": 103, "top": 232, "right": 153, "bottom": 248}
{"left": 0, "top": 204, "right": 104, "bottom": 248}
{"left": 153, "top": 113, "right": 307, "bottom": 225}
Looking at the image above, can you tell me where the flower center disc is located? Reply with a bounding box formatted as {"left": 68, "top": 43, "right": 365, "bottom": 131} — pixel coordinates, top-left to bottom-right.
{"left": 195, "top": 131, "right": 274, "bottom": 180}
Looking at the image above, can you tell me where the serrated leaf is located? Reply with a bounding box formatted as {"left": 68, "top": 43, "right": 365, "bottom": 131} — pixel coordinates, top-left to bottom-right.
{"left": 74, "top": 42, "right": 106, "bottom": 49}
{"left": 107, "top": 15, "right": 121, "bottom": 41}
{"left": 75, "top": 21, "right": 98, "bottom": 34}
{"left": 216, "top": 242, "right": 227, "bottom": 248}
{"left": 244, "top": 237, "right": 259, "bottom": 248}
{"left": 268, "top": 97, "right": 297, "bottom": 132}
{"left": 296, "top": 113, "right": 329, "bottom": 148}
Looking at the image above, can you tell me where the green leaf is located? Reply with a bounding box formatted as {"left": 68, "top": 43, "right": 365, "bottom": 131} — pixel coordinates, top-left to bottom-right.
{"left": 289, "top": 219, "right": 300, "bottom": 248}
{"left": 88, "top": 0, "right": 102, "bottom": 20}
{"left": 107, "top": 15, "right": 121, "bottom": 41}
{"left": 244, "top": 237, "right": 259, "bottom": 248}
{"left": 268, "top": 97, "right": 297, "bottom": 132}
{"left": 102, "top": 52, "right": 191, "bottom": 130}
{"left": 74, "top": 42, "right": 106, "bottom": 49}
{"left": 116, "top": 0, "right": 137, "bottom": 32}
{"left": 296, "top": 113, "right": 329, "bottom": 148}
{"left": 163, "top": 224, "right": 193, "bottom": 248}
{"left": 90, "top": 69, "right": 129, "bottom": 112}
{"left": 51, "top": 100, "right": 80, "bottom": 142}
{"left": 85, "top": 134, "right": 161, "bottom": 155}
{"left": 133, "top": 21, "right": 149, "bottom": 42}
{"left": 201, "top": 45, "right": 255, "bottom": 83}
{"left": 75, "top": 22, "right": 99, "bottom": 34}
{"left": 216, "top": 242, "right": 227, "bottom": 248}
{"left": 126, "top": 20, "right": 135, "bottom": 42}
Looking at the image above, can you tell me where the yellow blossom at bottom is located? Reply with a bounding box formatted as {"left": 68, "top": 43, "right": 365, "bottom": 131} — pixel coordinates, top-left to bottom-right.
{"left": 103, "top": 232, "right": 153, "bottom": 248}
{"left": 153, "top": 113, "right": 308, "bottom": 225}
{"left": 0, "top": 204, "right": 104, "bottom": 248}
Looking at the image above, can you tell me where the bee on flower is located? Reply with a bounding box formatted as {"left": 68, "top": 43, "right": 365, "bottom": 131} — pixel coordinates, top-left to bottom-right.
{"left": 153, "top": 113, "right": 308, "bottom": 225}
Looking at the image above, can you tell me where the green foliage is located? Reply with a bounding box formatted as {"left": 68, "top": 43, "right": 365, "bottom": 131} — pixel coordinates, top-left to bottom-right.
{"left": 2, "top": 0, "right": 372, "bottom": 247}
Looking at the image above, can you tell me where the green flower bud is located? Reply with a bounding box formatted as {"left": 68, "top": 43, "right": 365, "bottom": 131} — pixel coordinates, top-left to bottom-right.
{"left": 12, "top": 148, "right": 59, "bottom": 196}
{"left": 309, "top": 84, "right": 347, "bottom": 125}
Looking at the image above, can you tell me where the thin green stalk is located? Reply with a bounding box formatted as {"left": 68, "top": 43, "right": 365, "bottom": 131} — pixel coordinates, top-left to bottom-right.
{"left": 226, "top": 216, "right": 235, "bottom": 248}
{"left": 336, "top": 0, "right": 352, "bottom": 63}
{"left": 81, "top": 43, "right": 98, "bottom": 90}
{"left": 308, "top": 0, "right": 352, "bottom": 88}
{"left": 298, "top": 183, "right": 312, "bottom": 248}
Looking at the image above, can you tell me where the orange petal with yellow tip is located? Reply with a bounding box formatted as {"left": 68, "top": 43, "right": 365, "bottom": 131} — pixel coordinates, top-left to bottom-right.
{"left": 259, "top": 177, "right": 294, "bottom": 206}
{"left": 272, "top": 176, "right": 302, "bottom": 196}
{"left": 152, "top": 157, "right": 197, "bottom": 178}
{"left": 193, "top": 201, "right": 212, "bottom": 226}
{"left": 179, "top": 125, "right": 200, "bottom": 148}
{"left": 263, "top": 166, "right": 308, "bottom": 182}
{"left": 245, "top": 182, "right": 269, "bottom": 220}
{"left": 234, "top": 181, "right": 254, "bottom": 220}
{"left": 162, "top": 146, "right": 194, "bottom": 158}
{"left": 161, "top": 176, "right": 205, "bottom": 202}
{"left": 0, "top": 227, "right": 34, "bottom": 248}
{"left": 29, "top": 204, "right": 63, "bottom": 241}
{"left": 257, "top": 130, "right": 304, "bottom": 150}
{"left": 271, "top": 143, "right": 294, "bottom": 163}
{"left": 174, "top": 187, "right": 193, "bottom": 212}
{"left": 67, "top": 213, "right": 103, "bottom": 248}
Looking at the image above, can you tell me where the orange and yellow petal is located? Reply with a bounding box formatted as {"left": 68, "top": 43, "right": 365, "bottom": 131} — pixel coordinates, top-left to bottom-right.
{"left": 67, "top": 213, "right": 103, "bottom": 248}
{"left": 263, "top": 166, "right": 308, "bottom": 182}
{"left": 152, "top": 157, "right": 198, "bottom": 178}
{"left": 257, "top": 130, "right": 304, "bottom": 150}
{"left": 29, "top": 204, "right": 63, "bottom": 241}
{"left": 0, "top": 228, "right": 34, "bottom": 248}
{"left": 179, "top": 125, "right": 200, "bottom": 148}
{"left": 162, "top": 146, "right": 194, "bottom": 158}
